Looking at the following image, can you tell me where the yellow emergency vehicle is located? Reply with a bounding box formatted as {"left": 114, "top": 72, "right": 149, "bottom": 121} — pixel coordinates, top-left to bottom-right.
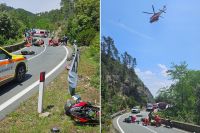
{"left": 0, "top": 47, "right": 28, "bottom": 86}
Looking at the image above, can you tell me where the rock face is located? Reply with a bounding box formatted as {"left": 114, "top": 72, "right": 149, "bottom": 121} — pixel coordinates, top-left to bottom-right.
{"left": 106, "top": 73, "right": 154, "bottom": 105}
{"left": 102, "top": 56, "right": 154, "bottom": 107}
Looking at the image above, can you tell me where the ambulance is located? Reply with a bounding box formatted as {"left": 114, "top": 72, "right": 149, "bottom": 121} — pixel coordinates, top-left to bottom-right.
{"left": 0, "top": 47, "right": 28, "bottom": 86}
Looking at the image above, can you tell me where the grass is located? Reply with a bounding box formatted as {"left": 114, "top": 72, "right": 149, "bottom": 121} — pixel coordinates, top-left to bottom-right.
{"left": 0, "top": 46, "right": 100, "bottom": 133}
{"left": 1, "top": 37, "right": 24, "bottom": 47}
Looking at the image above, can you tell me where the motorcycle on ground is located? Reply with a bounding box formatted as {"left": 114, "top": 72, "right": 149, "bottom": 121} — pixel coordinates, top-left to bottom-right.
{"left": 64, "top": 100, "right": 100, "bottom": 125}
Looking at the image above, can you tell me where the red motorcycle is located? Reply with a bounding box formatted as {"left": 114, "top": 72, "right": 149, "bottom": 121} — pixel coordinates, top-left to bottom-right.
{"left": 64, "top": 100, "right": 99, "bottom": 124}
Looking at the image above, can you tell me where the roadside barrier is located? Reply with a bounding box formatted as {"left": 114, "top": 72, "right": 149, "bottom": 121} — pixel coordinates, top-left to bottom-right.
{"left": 3, "top": 41, "right": 25, "bottom": 52}
{"left": 68, "top": 43, "right": 80, "bottom": 97}
{"left": 161, "top": 118, "right": 200, "bottom": 133}
{"left": 111, "top": 109, "right": 127, "bottom": 119}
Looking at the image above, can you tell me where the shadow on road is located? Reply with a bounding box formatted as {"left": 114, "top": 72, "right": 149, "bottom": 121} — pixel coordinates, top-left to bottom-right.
{"left": 0, "top": 74, "right": 32, "bottom": 96}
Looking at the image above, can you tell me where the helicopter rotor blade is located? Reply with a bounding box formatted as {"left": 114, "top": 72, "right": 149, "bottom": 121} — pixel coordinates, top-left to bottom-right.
{"left": 159, "top": 9, "right": 166, "bottom": 13}
{"left": 160, "top": 16, "right": 164, "bottom": 18}
{"left": 152, "top": 5, "right": 155, "bottom": 13}
{"left": 143, "top": 12, "right": 153, "bottom": 14}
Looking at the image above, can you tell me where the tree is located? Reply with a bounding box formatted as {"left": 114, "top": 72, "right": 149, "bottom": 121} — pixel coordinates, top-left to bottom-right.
{"left": 195, "top": 85, "right": 200, "bottom": 124}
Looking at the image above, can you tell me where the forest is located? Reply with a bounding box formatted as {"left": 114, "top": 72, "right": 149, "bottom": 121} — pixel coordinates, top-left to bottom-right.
{"left": 0, "top": 0, "right": 99, "bottom": 48}
{"left": 156, "top": 61, "right": 200, "bottom": 125}
{"left": 101, "top": 36, "right": 154, "bottom": 131}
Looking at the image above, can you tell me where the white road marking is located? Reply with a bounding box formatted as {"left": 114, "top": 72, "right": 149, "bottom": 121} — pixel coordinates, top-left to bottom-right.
{"left": 117, "top": 115, "right": 125, "bottom": 133}
{"left": 0, "top": 46, "right": 68, "bottom": 112}
{"left": 116, "top": 112, "right": 158, "bottom": 133}
{"left": 28, "top": 45, "right": 46, "bottom": 61}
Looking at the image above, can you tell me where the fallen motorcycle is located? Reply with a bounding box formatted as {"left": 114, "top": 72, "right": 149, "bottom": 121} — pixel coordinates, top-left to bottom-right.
{"left": 163, "top": 119, "right": 173, "bottom": 128}
{"left": 64, "top": 100, "right": 99, "bottom": 124}
{"left": 21, "top": 50, "right": 35, "bottom": 55}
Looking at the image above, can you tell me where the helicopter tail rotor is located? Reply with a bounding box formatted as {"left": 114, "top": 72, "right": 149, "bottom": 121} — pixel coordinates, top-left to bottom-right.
{"left": 142, "top": 11, "right": 154, "bottom": 14}
{"left": 152, "top": 5, "right": 155, "bottom": 14}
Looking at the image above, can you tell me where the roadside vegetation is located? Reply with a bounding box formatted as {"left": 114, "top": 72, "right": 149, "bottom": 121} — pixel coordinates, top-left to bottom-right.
{"left": 0, "top": 3, "right": 58, "bottom": 46}
{"left": 0, "top": 0, "right": 99, "bottom": 47}
{"left": 0, "top": 0, "right": 99, "bottom": 132}
{"left": 0, "top": 46, "right": 99, "bottom": 133}
{"left": 156, "top": 61, "right": 200, "bottom": 125}
{"left": 101, "top": 36, "right": 154, "bottom": 132}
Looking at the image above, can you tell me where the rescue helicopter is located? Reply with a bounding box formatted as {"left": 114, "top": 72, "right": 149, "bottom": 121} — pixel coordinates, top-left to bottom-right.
{"left": 143, "top": 5, "right": 166, "bottom": 23}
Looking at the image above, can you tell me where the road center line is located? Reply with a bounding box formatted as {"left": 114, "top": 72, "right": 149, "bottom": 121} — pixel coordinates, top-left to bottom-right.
{"left": 0, "top": 46, "right": 68, "bottom": 112}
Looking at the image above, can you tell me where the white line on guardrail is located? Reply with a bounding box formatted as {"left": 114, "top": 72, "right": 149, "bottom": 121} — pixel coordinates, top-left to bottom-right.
{"left": 0, "top": 46, "right": 68, "bottom": 112}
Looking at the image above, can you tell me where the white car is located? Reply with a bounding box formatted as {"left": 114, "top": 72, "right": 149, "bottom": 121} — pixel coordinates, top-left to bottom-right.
{"left": 131, "top": 106, "right": 140, "bottom": 113}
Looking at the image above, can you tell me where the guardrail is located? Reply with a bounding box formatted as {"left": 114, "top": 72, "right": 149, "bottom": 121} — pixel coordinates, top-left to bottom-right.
{"left": 3, "top": 41, "right": 25, "bottom": 52}
{"left": 68, "top": 43, "right": 80, "bottom": 97}
{"left": 162, "top": 119, "right": 200, "bottom": 133}
{"left": 111, "top": 109, "right": 127, "bottom": 119}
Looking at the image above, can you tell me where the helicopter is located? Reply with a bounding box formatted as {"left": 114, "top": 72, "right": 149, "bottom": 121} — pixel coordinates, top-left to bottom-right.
{"left": 143, "top": 5, "right": 166, "bottom": 23}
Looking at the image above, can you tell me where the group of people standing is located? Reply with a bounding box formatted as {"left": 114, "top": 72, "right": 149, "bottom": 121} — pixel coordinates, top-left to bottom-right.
{"left": 142, "top": 110, "right": 161, "bottom": 126}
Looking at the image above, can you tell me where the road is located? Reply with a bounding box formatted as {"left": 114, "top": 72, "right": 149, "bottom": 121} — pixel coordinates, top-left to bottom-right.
{"left": 0, "top": 38, "right": 72, "bottom": 120}
{"left": 113, "top": 111, "right": 189, "bottom": 133}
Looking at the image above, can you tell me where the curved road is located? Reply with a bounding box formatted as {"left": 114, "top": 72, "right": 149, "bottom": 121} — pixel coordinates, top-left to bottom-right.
{"left": 113, "top": 111, "right": 189, "bottom": 133}
{"left": 0, "top": 38, "right": 72, "bottom": 120}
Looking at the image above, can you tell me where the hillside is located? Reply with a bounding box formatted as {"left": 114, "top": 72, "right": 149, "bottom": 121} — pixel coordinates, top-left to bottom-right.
{"left": 101, "top": 36, "right": 154, "bottom": 131}
{"left": 0, "top": 0, "right": 99, "bottom": 47}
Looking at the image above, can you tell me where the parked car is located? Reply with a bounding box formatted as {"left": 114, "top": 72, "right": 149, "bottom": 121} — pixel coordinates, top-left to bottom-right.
{"left": 158, "top": 102, "right": 168, "bottom": 111}
{"left": 146, "top": 103, "right": 153, "bottom": 112}
{"left": 131, "top": 106, "right": 140, "bottom": 113}
{"left": 0, "top": 47, "right": 28, "bottom": 86}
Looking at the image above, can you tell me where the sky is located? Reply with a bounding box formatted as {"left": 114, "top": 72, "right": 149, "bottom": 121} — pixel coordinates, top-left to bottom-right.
{"left": 0, "top": 0, "right": 61, "bottom": 13}
{"left": 102, "top": 0, "right": 200, "bottom": 97}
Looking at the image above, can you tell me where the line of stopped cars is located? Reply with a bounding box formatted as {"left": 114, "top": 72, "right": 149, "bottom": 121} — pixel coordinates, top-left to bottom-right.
{"left": 21, "top": 29, "right": 66, "bottom": 55}
{"left": 124, "top": 102, "right": 173, "bottom": 128}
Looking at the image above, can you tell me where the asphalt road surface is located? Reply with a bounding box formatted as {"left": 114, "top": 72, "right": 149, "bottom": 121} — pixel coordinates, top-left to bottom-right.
{"left": 0, "top": 38, "right": 72, "bottom": 120}
{"left": 113, "top": 111, "right": 190, "bottom": 133}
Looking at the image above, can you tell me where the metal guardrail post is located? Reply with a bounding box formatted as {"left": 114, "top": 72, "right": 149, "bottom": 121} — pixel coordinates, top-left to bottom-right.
{"left": 68, "top": 42, "right": 79, "bottom": 96}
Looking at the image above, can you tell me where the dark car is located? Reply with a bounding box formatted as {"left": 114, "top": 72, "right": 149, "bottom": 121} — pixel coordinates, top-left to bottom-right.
{"left": 146, "top": 103, "right": 153, "bottom": 112}
{"left": 123, "top": 116, "right": 132, "bottom": 123}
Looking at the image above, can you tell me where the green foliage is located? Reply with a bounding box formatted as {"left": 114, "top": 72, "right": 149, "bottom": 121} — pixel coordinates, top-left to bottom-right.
{"left": 0, "top": 3, "right": 62, "bottom": 46}
{"left": 0, "top": 12, "right": 25, "bottom": 46}
{"left": 101, "top": 36, "right": 154, "bottom": 131}
{"left": 61, "top": 0, "right": 99, "bottom": 46}
{"left": 77, "top": 28, "right": 96, "bottom": 46}
{"left": 156, "top": 62, "right": 200, "bottom": 125}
